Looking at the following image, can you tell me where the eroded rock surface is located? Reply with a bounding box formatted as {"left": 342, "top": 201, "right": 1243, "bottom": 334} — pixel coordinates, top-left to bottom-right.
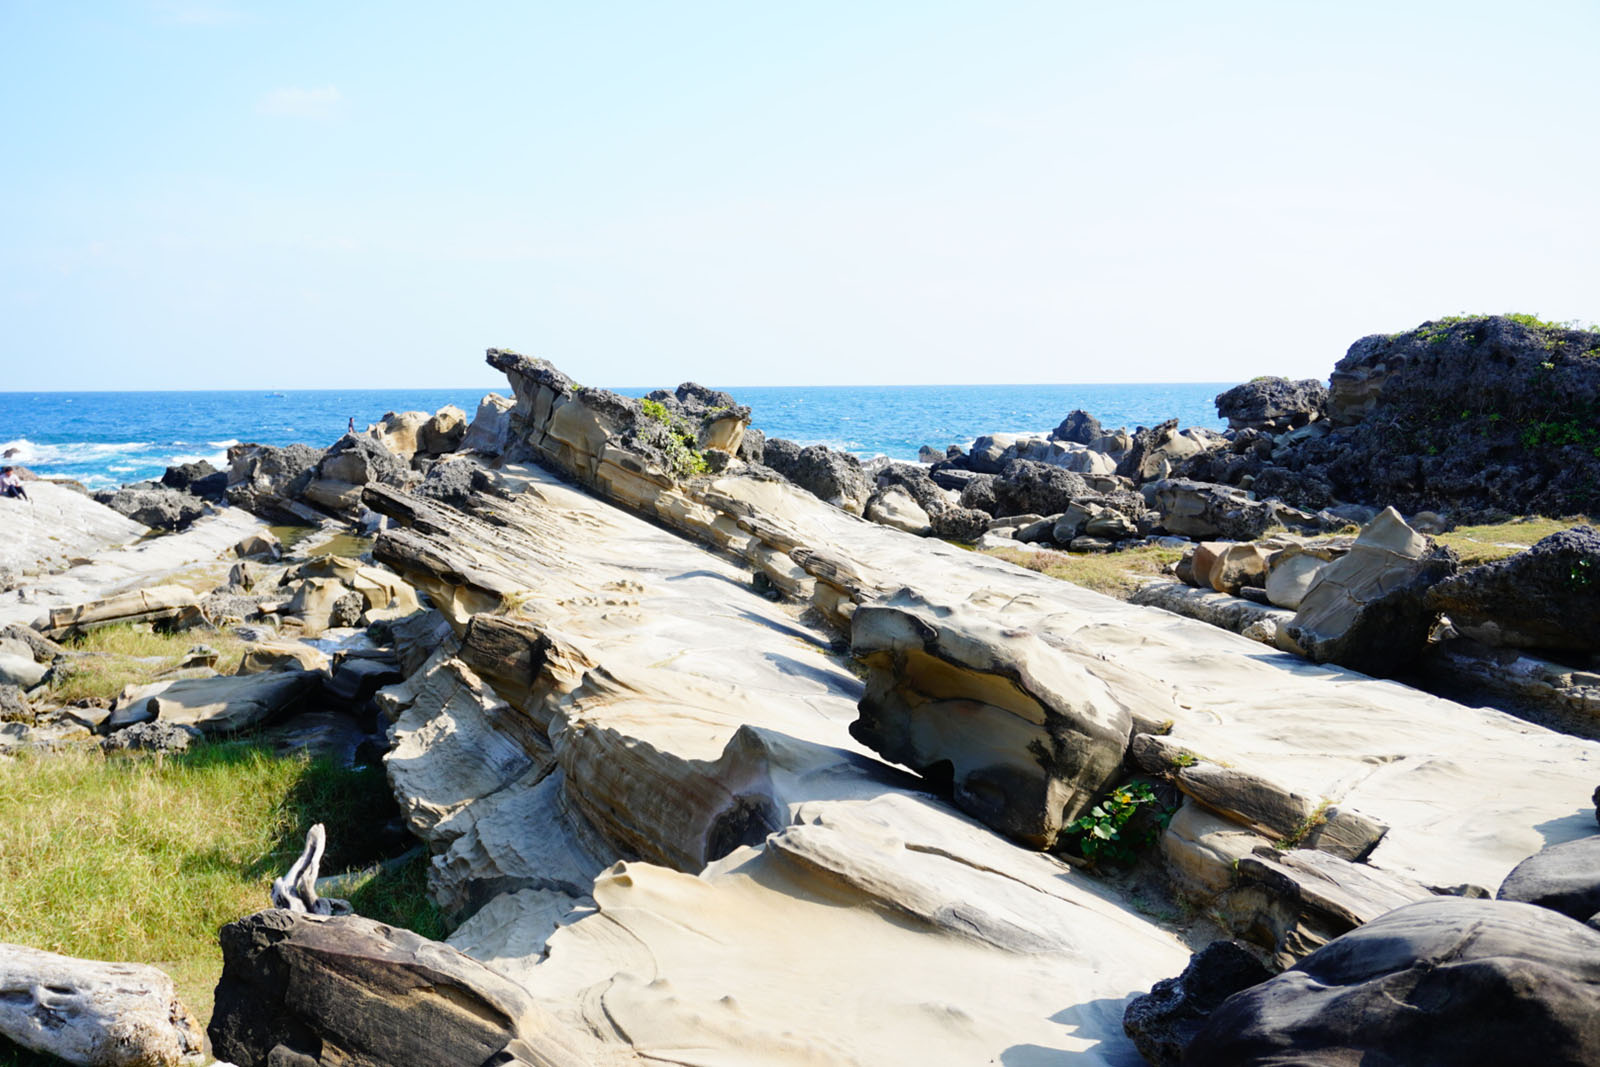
{"left": 1186, "top": 897, "right": 1600, "bottom": 1067}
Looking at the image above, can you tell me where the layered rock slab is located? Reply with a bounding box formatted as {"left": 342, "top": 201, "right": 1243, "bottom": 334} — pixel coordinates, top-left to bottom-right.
{"left": 363, "top": 462, "right": 1195, "bottom": 1063}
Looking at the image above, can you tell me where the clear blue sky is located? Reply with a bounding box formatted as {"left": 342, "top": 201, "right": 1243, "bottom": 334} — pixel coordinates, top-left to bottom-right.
{"left": 3, "top": 1, "right": 1596, "bottom": 389}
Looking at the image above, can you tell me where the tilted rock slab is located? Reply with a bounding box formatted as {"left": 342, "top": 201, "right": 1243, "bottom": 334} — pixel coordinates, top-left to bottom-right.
{"left": 0, "top": 943, "right": 204, "bottom": 1067}
{"left": 209, "top": 910, "right": 609, "bottom": 1067}
{"left": 851, "top": 588, "right": 1131, "bottom": 847}
{"left": 362, "top": 462, "right": 1195, "bottom": 1063}
{"left": 481, "top": 352, "right": 1600, "bottom": 899}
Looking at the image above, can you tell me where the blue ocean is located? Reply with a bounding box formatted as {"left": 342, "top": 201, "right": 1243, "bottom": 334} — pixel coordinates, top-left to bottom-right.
{"left": 0, "top": 383, "right": 1229, "bottom": 491}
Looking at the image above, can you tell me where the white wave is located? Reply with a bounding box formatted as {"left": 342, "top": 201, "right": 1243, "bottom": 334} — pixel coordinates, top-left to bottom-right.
{"left": 0, "top": 438, "right": 156, "bottom": 467}
{"left": 207, "top": 439, "right": 240, "bottom": 449}
{"left": 108, "top": 464, "right": 140, "bottom": 473}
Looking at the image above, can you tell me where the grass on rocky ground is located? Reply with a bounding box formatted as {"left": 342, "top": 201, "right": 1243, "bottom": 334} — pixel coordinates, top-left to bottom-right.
{"left": 0, "top": 741, "right": 442, "bottom": 1063}
{"left": 41, "top": 623, "right": 250, "bottom": 706}
{"left": 1432, "top": 515, "right": 1594, "bottom": 567}
{"left": 984, "top": 543, "right": 1186, "bottom": 599}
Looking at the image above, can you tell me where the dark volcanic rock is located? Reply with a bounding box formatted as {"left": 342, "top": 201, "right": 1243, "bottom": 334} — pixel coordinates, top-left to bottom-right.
{"left": 990, "top": 459, "right": 1089, "bottom": 518}
{"left": 210, "top": 909, "right": 596, "bottom": 1067}
{"left": 1049, "top": 409, "right": 1103, "bottom": 445}
{"left": 1301, "top": 316, "right": 1600, "bottom": 515}
{"left": 762, "top": 439, "right": 870, "bottom": 514}
{"left": 161, "top": 459, "right": 220, "bottom": 493}
{"left": 1497, "top": 835, "right": 1600, "bottom": 924}
{"left": 415, "top": 457, "right": 486, "bottom": 507}
{"left": 1424, "top": 526, "right": 1600, "bottom": 652}
{"left": 94, "top": 482, "right": 208, "bottom": 531}
{"left": 1123, "top": 941, "right": 1273, "bottom": 1067}
{"left": 929, "top": 506, "right": 991, "bottom": 543}
{"left": 957, "top": 473, "right": 998, "bottom": 514}
{"left": 1215, "top": 377, "right": 1328, "bottom": 433}
{"left": 737, "top": 425, "right": 766, "bottom": 464}
{"left": 1185, "top": 897, "right": 1600, "bottom": 1067}
{"left": 318, "top": 434, "right": 409, "bottom": 488}
{"left": 227, "top": 443, "right": 323, "bottom": 517}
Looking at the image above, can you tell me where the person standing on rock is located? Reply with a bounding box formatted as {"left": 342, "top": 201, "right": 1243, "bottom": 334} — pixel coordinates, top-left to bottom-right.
{"left": 0, "top": 467, "right": 27, "bottom": 500}
{"left": 347, "top": 416, "right": 356, "bottom": 435}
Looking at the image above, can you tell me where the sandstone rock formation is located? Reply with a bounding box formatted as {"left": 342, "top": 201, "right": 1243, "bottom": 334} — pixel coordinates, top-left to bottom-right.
{"left": 1281, "top": 508, "right": 1456, "bottom": 675}
{"left": 210, "top": 910, "right": 602, "bottom": 1067}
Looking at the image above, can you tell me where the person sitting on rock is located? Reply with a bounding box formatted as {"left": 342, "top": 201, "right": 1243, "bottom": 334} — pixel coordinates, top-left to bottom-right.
{"left": 0, "top": 467, "right": 26, "bottom": 501}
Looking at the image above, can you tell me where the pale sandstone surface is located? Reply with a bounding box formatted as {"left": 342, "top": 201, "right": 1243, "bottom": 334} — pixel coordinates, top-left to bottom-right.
{"left": 696, "top": 474, "right": 1598, "bottom": 893}
{"left": 0, "top": 503, "right": 266, "bottom": 631}
{"left": 477, "top": 358, "right": 1596, "bottom": 894}
{"left": 0, "top": 481, "right": 146, "bottom": 583}
{"left": 365, "top": 463, "right": 1194, "bottom": 1064}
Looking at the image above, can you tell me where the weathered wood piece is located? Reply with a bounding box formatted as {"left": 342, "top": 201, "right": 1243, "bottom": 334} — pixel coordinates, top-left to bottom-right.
{"left": 0, "top": 944, "right": 204, "bottom": 1067}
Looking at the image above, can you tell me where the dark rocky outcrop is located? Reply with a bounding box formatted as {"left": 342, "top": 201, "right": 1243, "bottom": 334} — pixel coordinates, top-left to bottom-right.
{"left": 1148, "top": 479, "right": 1275, "bottom": 541}
{"left": 93, "top": 481, "right": 209, "bottom": 531}
{"left": 762, "top": 439, "right": 870, "bottom": 514}
{"left": 227, "top": 442, "right": 323, "bottom": 520}
{"left": 162, "top": 458, "right": 227, "bottom": 499}
{"left": 1122, "top": 941, "right": 1273, "bottom": 1067}
{"left": 1049, "top": 409, "right": 1103, "bottom": 445}
{"left": 1185, "top": 897, "right": 1600, "bottom": 1067}
{"left": 1425, "top": 526, "right": 1600, "bottom": 653}
{"left": 990, "top": 459, "right": 1089, "bottom": 518}
{"left": 1496, "top": 835, "right": 1600, "bottom": 924}
{"left": 209, "top": 910, "right": 596, "bottom": 1067}
{"left": 1215, "top": 377, "right": 1328, "bottom": 433}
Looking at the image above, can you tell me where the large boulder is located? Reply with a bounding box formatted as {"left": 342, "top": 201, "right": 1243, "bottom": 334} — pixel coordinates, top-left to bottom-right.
{"left": 864, "top": 486, "right": 933, "bottom": 536}
{"left": 1122, "top": 941, "right": 1273, "bottom": 1067}
{"left": 366, "top": 409, "right": 431, "bottom": 457}
{"left": 850, "top": 590, "right": 1133, "bottom": 848}
{"left": 762, "top": 440, "right": 870, "bottom": 514}
{"left": 1496, "top": 835, "right": 1600, "bottom": 924}
{"left": 1049, "top": 409, "right": 1103, "bottom": 445}
{"left": 1185, "top": 897, "right": 1600, "bottom": 1067}
{"left": 0, "top": 944, "right": 204, "bottom": 1067}
{"left": 93, "top": 482, "right": 208, "bottom": 531}
{"left": 1148, "top": 479, "right": 1275, "bottom": 541}
{"left": 105, "top": 670, "right": 321, "bottom": 734}
{"left": 1424, "top": 526, "right": 1600, "bottom": 653}
{"left": 317, "top": 433, "right": 409, "bottom": 488}
{"left": 209, "top": 910, "right": 598, "bottom": 1067}
{"left": 459, "top": 392, "right": 517, "bottom": 455}
{"left": 990, "top": 459, "right": 1090, "bottom": 518}
{"left": 1118, "top": 419, "right": 1216, "bottom": 484}
{"left": 226, "top": 442, "right": 322, "bottom": 519}
{"left": 418, "top": 404, "right": 468, "bottom": 455}
{"left": 1215, "top": 377, "right": 1328, "bottom": 433}
{"left": 1280, "top": 508, "right": 1456, "bottom": 676}
{"left": 161, "top": 459, "right": 226, "bottom": 499}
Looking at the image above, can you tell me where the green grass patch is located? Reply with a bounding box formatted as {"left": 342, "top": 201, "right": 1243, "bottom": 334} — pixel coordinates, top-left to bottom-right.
{"left": 44, "top": 623, "right": 249, "bottom": 705}
{"left": 984, "top": 543, "right": 1184, "bottom": 599}
{"left": 0, "top": 741, "right": 439, "bottom": 1035}
{"left": 1432, "top": 515, "right": 1593, "bottom": 567}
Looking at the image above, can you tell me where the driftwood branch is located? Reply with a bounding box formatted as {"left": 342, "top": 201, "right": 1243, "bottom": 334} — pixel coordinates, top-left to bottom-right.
{"left": 270, "top": 823, "right": 352, "bottom": 916}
